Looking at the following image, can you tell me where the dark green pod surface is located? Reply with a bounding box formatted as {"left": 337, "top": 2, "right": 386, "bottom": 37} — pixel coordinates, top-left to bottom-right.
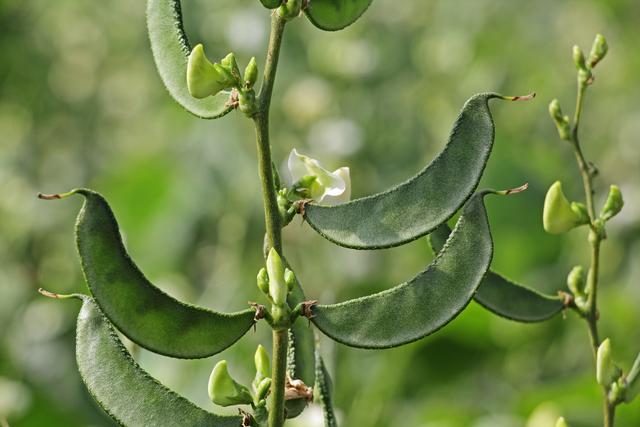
{"left": 147, "top": 0, "right": 234, "bottom": 119}
{"left": 429, "top": 224, "right": 564, "bottom": 322}
{"left": 311, "top": 193, "right": 493, "bottom": 349}
{"left": 76, "top": 297, "right": 242, "bottom": 427}
{"left": 305, "top": 0, "right": 373, "bottom": 31}
{"left": 304, "top": 93, "right": 511, "bottom": 250}
{"left": 285, "top": 273, "right": 316, "bottom": 418}
{"left": 315, "top": 353, "right": 337, "bottom": 427}
{"left": 72, "top": 189, "right": 255, "bottom": 359}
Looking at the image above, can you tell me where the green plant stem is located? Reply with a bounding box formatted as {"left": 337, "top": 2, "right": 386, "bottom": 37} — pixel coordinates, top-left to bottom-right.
{"left": 252, "top": 11, "right": 288, "bottom": 427}
{"left": 571, "top": 81, "right": 614, "bottom": 426}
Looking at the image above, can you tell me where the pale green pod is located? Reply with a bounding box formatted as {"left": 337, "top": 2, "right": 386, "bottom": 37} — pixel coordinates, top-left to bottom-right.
{"left": 543, "top": 181, "right": 586, "bottom": 234}
{"left": 208, "top": 361, "right": 253, "bottom": 407}
{"left": 556, "top": 416, "right": 569, "bottom": 427}
{"left": 187, "top": 44, "right": 225, "bottom": 99}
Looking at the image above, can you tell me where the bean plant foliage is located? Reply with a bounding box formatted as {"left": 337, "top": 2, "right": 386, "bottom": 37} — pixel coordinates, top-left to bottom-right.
{"left": 34, "top": 1, "right": 639, "bottom": 427}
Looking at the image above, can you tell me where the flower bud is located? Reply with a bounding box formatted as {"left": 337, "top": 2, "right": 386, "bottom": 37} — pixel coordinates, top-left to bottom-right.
{"left": 567, "top": 265, "right": 585, "bottom": 296}
{"left": 284, "top": 268, "right": 295, "bottom": 292}
{"left": 208, "top": 361, "right": 253, "bottom": 407}
{"left": 601, "top": 185, "right": 623, "bottom": 221}
{"left": 239, "top": 90, "right": 257, "bottom": 117}
{"left": 255, "top": 377, "right": 272, "bottom": 402}
{"left": 187, "top": 44, "right": 225, "bottom": 99}
{"left": 570, "top": 202, "right": 590, "bottom": 225}
{"left": 244, "top": 57, "right": 258, "bottom": 88}
{"left": 543, "top": 181, "right": 588, "bottom": 234}
{"left": 278, "top": 0, "right": 302, "bottom": 19}
{"left": 266, "top": 248, "right": 287, "bottom": 306}
{"left": 556, "top": 417, "right": 569, "bottom": 427}
{"left": 589, "top": 34, "right": 608, "bottom": 68}
{"left": 625, "top": 352, "right": 640, "bottom": 403}
{"left": 213, "top": 62, "right": 236, "bottom": 88}
{"left": 597, "top": 338, "right": 621, "bottom": 388}
{"left": 257, "top": 268, "right": 270, "bottom": 297}
{"left": 573, "top": 45, "right": 588, "bottom": 71}
{"left": 259, "top": 0, "right": 282, "bottom": 9}
{"left": 254, "top": 344, "right": 271, "bottom": 384}
{"left": 220, "top": 52, "right": 241, "bottom": 82}
{"left": 548, "top": 99, "right": 572, "bottom": 141}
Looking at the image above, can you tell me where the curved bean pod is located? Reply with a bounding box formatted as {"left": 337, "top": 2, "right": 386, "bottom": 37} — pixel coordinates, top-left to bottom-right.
{"left": 304, "top": 93, "right": 533, "bottom": 250}
{"left": 315, "top": 353, "right": 337, "bottom": 427}
{"left": 305, "top": 0, "right": 373, "bottom": 31}
{"left": 147, "top": 0, "right": 235, "bottom": 119}
{"left": 311, "top": 192, "right": 493, "bottom": 349}
{"left": 39, "top": 189, "right": 256, "bottom": 359}
{"left": 429, "top": 224, "right": 564, "bottom": 322}
{"left": 75, "top": 297, "right": 243, "bottom": 427}
{"left": 285, "top": 271, "right": 316, "bottom": 418}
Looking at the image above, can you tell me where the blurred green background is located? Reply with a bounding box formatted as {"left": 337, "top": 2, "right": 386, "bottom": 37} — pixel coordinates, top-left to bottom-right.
{"left": 1, "top": 0, "right": 639, "bottom": 426}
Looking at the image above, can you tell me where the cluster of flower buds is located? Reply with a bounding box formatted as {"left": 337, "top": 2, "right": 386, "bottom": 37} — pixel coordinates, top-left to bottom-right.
{"left": 595, "top": 338, "right": 640, "bottom": 405}
{"left": 187, "top": 44, "right": 259, "bottom": 115}
{"left": 207, "top": 344, "right": 274, "bottom": 423}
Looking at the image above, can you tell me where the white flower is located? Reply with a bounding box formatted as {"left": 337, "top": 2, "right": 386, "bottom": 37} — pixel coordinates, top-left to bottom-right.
{"left": 287, "top": 149, "right": 350, "bottom": 205}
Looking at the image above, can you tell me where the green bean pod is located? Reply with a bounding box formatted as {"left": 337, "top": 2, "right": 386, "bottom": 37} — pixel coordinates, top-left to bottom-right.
{"left": 304, "top": 0, "right": 373, "bottom": 31}
{"left": 74, "top": 297, "right": 243, "bottom": 427}
{"left": 285, "top": 270, "right": 316, "bottom": 418}
{"left": 311, "top": 192, "right": 493, "bottom": 349}
{"left": 41, "top": 189, "right": 256, "bottom": 359}
{"left": 429, "top": 224, "right": 564, "bottom": 322}
{"left": 147, "top": 0, "right": 235, "bottom": 119}
{"left": 304, "top": 93, "right": 533, "bottom": 250}
{"left": 315, "top": 353, "right": 337, "bottom": 427}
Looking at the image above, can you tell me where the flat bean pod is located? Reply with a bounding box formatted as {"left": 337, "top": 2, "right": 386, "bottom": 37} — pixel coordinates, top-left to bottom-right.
{"left": 311, "top": 192, "right": 493, "bottom": 349}
{"left": 304, "top": 93, "right": 531, "bottom": 250}
{"left": 429, "top": 224, "right": 564, "bottom": 322}
{"left": 75, "top": 297, "right": 242, "bottom": 427}
{"left": 285, "top": 271, "right": 316, "bottom": 418}
{"left": 305, "top": 0, "right": 373, "bottom": 31}
{"left": 315, "top": 353, "right": 337, "bottom": 427}
{"left": 147, "top": 0, "right": 234, "bottom": 119}
{"left": 40, "top": 189, "right": 256, "bottom": 359}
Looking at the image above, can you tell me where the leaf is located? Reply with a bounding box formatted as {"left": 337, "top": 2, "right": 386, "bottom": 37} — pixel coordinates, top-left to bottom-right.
{"left": 45, "top": 189, "right": 255, "bottom": 359}
{"left": 75, "top": 297, "right": 243, "bottom": 427}
{"left": 304, "top": 93, "right": 530, "bottom": 250}
{"left": 311, "top": 192, "right": 493, "bottom": 348}
{"left": 147, "top": 0, "right": 235, "bottom": 119}
{"left": 304, "top": 0, "right": 373, "bottom": 31}
{"left": 429, "top": 223, "right": 564, "bottom": 322}
{"left": 315, "top": 353, "right": 337, "bottom": 427}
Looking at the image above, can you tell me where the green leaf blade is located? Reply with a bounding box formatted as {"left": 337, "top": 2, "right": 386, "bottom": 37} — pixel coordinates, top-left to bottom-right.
{"left": 429, "top": 223, "right": 564, "bottom": 323}
{"left": 73, "top": 189, "right": 255, "bottom": 359}
{"left": 76, "top": 297, "right": 243, "bottom": 427}
{"left": 304, "top": 93, "right": 506, "bottom": 250}
{"left": 147, "top": 0, "right": 234, "bottom": 119}
{"left": 311, "top": 193, "right": 493, "bottom": 348}
{"left": 304, "top": 0, "right": 373, "bottom": 31}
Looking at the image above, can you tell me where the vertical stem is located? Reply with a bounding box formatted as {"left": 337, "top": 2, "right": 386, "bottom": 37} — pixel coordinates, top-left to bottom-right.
{"left": 269, "top": 329, "right": 289, "bottom": 427}
{"left": 570, "top": 82, "right": 615, "bottom": 425}
{"left": 252, "top": 11, "right": 288, "bottom": 427}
